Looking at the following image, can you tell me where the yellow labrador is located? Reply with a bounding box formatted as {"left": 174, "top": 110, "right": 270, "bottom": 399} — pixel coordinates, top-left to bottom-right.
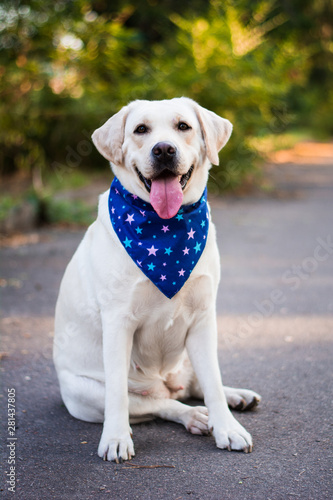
{"left": 54, "top": 97, "right": 261, "bottom": 462}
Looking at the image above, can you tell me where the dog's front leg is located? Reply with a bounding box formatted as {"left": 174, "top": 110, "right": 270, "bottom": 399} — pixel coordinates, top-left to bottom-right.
{"left": 98, "top": 311, "right": 135, "bottom": 462}
{"left": 186, "top": 309, "right": 253, "bottom": 453}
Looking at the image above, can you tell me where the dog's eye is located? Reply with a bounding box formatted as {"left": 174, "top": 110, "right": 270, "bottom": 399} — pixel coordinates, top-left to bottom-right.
{"left": 134, "top": 124, "right": 148, "bottom": 134}
{"left": 178, "top": 122, "right": 191, "bottom": 131}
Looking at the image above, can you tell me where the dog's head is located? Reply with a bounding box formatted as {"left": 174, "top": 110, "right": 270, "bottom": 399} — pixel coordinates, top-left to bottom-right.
{"left": 92, "top": 97, "right": 232, "bottom": 219}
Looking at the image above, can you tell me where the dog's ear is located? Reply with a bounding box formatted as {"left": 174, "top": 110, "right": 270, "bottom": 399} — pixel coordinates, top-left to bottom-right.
{"left": 188, "top": 99, "right": 232, "bottom": 165}
{"left": 92, "top": 105, "right": 129, "bottom": 166}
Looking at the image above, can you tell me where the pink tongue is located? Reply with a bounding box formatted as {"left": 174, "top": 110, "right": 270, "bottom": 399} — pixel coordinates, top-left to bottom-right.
{"left": 150, "top": 175, "right": 183, "bottom": 219}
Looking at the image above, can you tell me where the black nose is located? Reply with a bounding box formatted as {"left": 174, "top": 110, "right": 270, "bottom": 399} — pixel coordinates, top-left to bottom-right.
{"left": 152, "top": 142, "right": 176, "bottom": 162}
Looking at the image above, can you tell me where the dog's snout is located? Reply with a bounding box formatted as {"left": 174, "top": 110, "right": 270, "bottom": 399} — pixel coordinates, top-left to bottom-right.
{"left": 152, "top": 142, "right": 177, "bottom": 162}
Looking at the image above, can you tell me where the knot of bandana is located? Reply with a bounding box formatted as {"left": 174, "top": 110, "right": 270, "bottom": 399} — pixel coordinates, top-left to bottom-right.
{"left": 108, "top": 177, "right": 209, "bottom": 299}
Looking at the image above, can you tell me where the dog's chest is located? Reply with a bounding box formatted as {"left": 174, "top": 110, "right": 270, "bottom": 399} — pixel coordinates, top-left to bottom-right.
{"left": 131, "top": 297, "right": 192, "bottom": 374}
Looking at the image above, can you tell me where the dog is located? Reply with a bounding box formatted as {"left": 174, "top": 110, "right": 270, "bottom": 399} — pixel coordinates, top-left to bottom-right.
{"left": 53, "top": 97, "right": 261, "bottom": 462}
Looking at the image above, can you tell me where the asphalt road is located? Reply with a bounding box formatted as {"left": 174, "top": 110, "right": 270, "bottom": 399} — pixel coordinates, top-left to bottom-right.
{"left": 1, "top": 160, "right": 333, "bottom": 499}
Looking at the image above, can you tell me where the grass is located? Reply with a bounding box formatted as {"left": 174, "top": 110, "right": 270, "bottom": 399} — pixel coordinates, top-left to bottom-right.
{"left": 40, "top": 168, "right": 105, "bottom": 227}
{"left": 247, "top": 129, "right": 313, "bottom": 157}
{"left": 0, "top": 196, "right": 18, "bottom": 222}
{"left": 0, "top": 169, "right": 99, "bottom": 231}
{"left": 44, "top": 169, "right": 91, "bottom": 193}
{"left": 41, "top": 197, "right": 96, "bottom": 226}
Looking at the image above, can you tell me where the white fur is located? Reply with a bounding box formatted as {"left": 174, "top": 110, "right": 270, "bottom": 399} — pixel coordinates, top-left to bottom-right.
{"left": 54, "top": 97, "right": 261, "bottom": 462}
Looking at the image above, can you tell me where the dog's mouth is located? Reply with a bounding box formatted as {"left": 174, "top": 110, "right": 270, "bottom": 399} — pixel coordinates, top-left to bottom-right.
{"left": 135, "top": 165, "right": 194, "bottom": 194}
{"left": 135, "top": 166, "right": 194, "bottom": 219}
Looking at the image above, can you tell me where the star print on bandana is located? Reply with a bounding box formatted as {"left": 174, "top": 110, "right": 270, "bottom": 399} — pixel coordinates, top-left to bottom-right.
{"left": 108, "top": 177, "right": 209, "bottom": 299}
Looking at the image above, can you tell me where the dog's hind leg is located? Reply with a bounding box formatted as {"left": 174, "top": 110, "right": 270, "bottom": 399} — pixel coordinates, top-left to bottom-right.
{"left": 58, "top": 370, "right": 105, "bottom": 423}
{"left": 223, "top": 386, "right": 261, "bottom": 411}
{"left": 129, "top": 394, "right": 209, "bottom": 435}
{"left": 189, "top": 377, "right": 261, "bottom": 411}
{"left": 57, "top": 371, "right": 210, "bottom": 433}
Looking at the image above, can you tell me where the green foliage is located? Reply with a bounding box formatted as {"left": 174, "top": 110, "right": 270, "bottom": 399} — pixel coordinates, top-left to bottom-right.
{"left": 44, "top": 169, "right": 91, "bottom": 193}
{"left": 0, "top": 195, "right": 17, "bottom": 222}
{"left": 42, "top": 197, "right": 95, "bottom": 226}
{"left": 0, "top": 0, "right": 330, "bottom": 193}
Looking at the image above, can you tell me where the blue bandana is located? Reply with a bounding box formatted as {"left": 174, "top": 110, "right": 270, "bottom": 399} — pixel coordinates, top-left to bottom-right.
{"left": 108, "top": 177, "right": 209, "bottom": 299}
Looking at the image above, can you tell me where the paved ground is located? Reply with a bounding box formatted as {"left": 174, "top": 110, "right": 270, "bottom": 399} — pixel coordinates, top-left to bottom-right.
{"left": 1, "top": 157, "right": 333, "bottom": 499}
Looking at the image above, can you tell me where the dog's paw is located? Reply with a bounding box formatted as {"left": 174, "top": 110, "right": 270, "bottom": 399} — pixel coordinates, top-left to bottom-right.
{"left": 225, "top": 387, "right": 261, "bottom": 411}
{"left": 98, "top": 429, "right": 135, "bottom": 463}
{"left": 211, "top": 412, "right": 253, "bottom": 453}
{"left": 183, "top": 406, "right": 209, "bottom": 435}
